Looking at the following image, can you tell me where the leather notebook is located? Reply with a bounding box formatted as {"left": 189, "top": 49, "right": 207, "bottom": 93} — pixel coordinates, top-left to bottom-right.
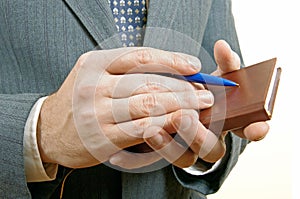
{"left": 200, "top": 58, "right": 281, "bottom": 133}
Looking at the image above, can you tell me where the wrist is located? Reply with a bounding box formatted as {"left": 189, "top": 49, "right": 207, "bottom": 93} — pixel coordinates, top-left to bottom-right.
{"left": 36, "top": 94, "right": 59, "bottom": 164}
{"left": 24, "top": 96, "right": 59, "bottom": 182}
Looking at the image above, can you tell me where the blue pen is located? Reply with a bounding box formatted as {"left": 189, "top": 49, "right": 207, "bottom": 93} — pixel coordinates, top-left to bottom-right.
{"left": 184, "top": 73, "right": 239, "bottom": 87}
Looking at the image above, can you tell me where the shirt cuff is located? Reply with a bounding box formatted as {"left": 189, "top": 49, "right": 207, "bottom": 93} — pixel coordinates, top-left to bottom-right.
{"left": 23, "top": 96, "right": 58, "bottom": 182}
{"left": 183, "top": 158, "right": 222, "bottom": 176}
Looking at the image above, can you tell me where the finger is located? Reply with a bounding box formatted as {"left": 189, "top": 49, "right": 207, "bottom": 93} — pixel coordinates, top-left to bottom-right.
{"left": 97, "top": 73, "right": 200, "bottom": 98}
{"left": 106, "top": 47, "right": 201, "bottom": 75}
{"left": 233, "top": 122, "right": 269, "bottom": 141}
{"left": 109, "top": 150, "right": 162, "bottom": 169}
{"left": 171, "top": 110, "right": 226, "bottom": 163}
{"left": 109, "top": 90, "right": 214, "bottom": 123}
{"left": 212, "top": 40, "right": 241, "bottom": 76}
{"left": 101, "top": 113, "right": 176, "bottom": 150}
{"left": 144, "top": 126, "right": 198, "bottom": 168}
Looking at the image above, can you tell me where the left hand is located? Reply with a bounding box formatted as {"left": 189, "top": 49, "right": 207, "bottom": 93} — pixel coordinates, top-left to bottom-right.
{"left": 212, "top": 40, "right": 269, "bottom": 141}
{"left": 109, "top": 40, "right": 269, "bottom": 169}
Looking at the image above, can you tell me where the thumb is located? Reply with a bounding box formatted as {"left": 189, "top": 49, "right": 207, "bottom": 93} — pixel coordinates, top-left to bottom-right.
{"left": 212, "top": 40, "right": 241, "bottom": 76}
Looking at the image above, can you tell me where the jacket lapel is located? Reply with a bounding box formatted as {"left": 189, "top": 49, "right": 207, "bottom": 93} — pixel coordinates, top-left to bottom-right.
{"left": 143, "top": 0, "right": 213, "bottom": 56}
{"left": 63, "top": 0, "right": 212, "bottom": 53}
{"left": 63, "top": 0, "right": 122, "bottom": 49}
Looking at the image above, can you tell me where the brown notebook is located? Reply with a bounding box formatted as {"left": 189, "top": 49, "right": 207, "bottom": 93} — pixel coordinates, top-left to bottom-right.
{"left": 200, "top": 58, "right": 281, "bottom": 133}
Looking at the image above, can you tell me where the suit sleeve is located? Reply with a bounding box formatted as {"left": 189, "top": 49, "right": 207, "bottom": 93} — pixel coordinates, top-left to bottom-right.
{"left": 0, "top": 1, "right": 77, "bottom": 197}
{"left": 0, "top": 94, "right": 70, "bottom": 198}
{"left": 0, "top": 94, "right": 43, "bottom": 198}
{"left": 172, "top": 0, "right": 249, "bottom": 195}
{"left": 0, "top": 7, "right": 45, "bottom": 197}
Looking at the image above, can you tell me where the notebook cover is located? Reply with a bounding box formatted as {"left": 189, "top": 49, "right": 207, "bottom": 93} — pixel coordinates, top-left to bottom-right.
{"left": 200, "top": 58, "right": 281, "bottom": 133}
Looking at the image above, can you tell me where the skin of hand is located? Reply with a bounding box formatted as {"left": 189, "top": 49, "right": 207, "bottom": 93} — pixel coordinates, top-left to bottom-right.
{"left": 36, "top": 47, "right": 215, "bottom": 168}
{"left": 108, "top": 40, "right": 270, "bottom": 169}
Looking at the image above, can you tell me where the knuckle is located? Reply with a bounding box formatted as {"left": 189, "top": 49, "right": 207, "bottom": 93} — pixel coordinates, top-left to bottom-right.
{"left": 97, "top": 99, "right": 112, "bottom": 120}
{"left": 96, "top": 80, "right": 112, "bottom": 97}
{"left": 136, "top": 49, "right": 152, "bottom": 65}
{"left": 76, "top": 51, "right": 94, "bottom": 69}
{"left": 144, "top": 76, "right": 161, "bottom": 91}
{"left": 128, "top": 98, "right": 139, "bottom": 117}
{"left": 170, "top": 53, "right": 185, "bottom": 71}
{"left": 76, "top": 85, "right": 95, "bottom": 100}
{"left": 136, "top": 75, "right": 164, "bottom": 93}
{"left": 181, "top": 109, "right": 199, "bottom": 120}
{"left": 137, "top": 118, "right": 151, "bottom": 130}
{"left": 132, "top": 119, "right": 151, "bottom": 138}
{"left": 140, "top": 94, "right": 158, "bottom": 116}
{"left": 130, "top": 94, "right": 159, "bottom": 117}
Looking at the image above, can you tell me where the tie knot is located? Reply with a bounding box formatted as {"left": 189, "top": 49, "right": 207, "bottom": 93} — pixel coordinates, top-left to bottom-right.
{"left": 109, "top": 0, "right": 147, "bottom": 47}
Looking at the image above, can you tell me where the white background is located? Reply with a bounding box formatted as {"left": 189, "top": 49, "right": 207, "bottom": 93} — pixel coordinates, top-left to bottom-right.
{"left": 209, "top": 1, "right": 299, "bottom": 199}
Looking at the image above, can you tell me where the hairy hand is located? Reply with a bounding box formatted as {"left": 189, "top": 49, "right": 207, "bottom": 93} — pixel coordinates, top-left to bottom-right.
{"left": 37, "top": 47, "right": 214, "bottom": 169}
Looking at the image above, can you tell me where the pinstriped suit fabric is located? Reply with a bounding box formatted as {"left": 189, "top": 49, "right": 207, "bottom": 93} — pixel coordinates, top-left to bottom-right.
{"left": 0, "top": 0, "right": 247, "bottom": 198}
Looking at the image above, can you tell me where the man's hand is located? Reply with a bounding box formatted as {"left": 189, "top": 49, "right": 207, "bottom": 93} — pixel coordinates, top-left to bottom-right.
{"left": 37, "top": 47, "right": 214, "bottom": 169}
{"left": 109, "top": 40, "right": 269, "bottom": 170}
{"left": 212, "top": 40, "right": 269, "bottom": 142}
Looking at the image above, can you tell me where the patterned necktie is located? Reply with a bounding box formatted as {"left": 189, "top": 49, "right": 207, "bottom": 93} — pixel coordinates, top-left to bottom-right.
{"left": 109, "top": 0, "right": 147, "bottom": 47}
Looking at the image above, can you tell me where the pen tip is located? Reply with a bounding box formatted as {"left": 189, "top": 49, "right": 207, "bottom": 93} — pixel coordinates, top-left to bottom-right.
{"left": 235, "top": 83, "right": 240, "bottom": 87}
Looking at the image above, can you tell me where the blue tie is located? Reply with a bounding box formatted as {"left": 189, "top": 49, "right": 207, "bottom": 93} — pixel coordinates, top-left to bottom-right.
{"left": 109, "top": 0, "right": 147, "bottom": 47}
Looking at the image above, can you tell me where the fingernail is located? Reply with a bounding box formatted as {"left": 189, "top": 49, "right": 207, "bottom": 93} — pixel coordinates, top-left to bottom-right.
{"left": 244, "top": 122, "right": 269, "bottom": 141}
{"left": 187, "top": 57, "right": 201, "bottom": 71}
{"left": 147, "top": 133, "right": 164, "bottom": 147}
{"left": 109, "top": 155, "right": 122, "bottom": 165}
{"left": 253, "top": 135, "right": 266, "bottom": 141}
{"left": 253, "top": 122, "right": 269, "bottom": 141}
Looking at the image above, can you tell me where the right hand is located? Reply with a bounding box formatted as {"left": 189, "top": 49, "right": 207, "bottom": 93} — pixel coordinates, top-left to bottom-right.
{"left": 37, "top": 47, "right": 214, "bottom": 169}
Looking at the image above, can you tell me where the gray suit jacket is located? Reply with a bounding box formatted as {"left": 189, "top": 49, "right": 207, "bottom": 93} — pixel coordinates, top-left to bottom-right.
{"left": 0, "top": 0, "right": 248, "bottom": 198}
